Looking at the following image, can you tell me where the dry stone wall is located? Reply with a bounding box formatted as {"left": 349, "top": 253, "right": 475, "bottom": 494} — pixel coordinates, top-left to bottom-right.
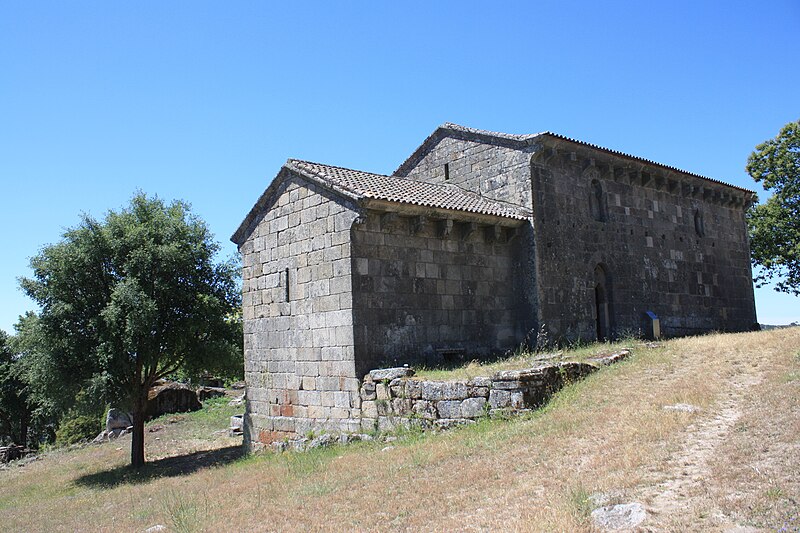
{"left": 358, "top": 351, "right": 628, "bottom": 432}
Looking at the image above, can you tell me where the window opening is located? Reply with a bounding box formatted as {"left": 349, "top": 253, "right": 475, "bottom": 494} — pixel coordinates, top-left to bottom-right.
{"left": 590, "top": 179, "right": 607, "bottom": 222}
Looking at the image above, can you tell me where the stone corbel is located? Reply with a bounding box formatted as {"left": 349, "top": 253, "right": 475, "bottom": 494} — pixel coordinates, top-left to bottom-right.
{"left": 485, "top": 225, "right": 503, "bottom": 243}
{"left": 461, "top": 222, "right": 477, "bottom": 241}
{"left": 380, "top": 212, "right": 399, "bottom": 231}
{"left": 410, "top": 215, "right": 427, "bottom": 235}
{"left": 439, "top": 219, "right": 454, "bottom": 239}
{"left": 667, "top": 179, "right": 678, "bottom": 194}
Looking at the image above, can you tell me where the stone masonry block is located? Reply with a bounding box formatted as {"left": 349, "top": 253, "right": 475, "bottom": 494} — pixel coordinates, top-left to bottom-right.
{"left": 436, "top": 400, "right": 462, "bottom": 419}
{"left": 460, "top": 397, "right": 487, "bottom": 418}
{"left": 489, "top": 389, "right": 511, "bottom": 409}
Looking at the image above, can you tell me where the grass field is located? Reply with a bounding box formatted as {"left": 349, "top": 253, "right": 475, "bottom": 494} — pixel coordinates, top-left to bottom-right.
{"left": 1, "top": 328, "right": 798, "bottom": 532}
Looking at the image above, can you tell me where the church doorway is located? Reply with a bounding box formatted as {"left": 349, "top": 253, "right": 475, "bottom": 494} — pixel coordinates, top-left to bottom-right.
{"left": 594, "top": 265, "right": 611, "bottom": 341}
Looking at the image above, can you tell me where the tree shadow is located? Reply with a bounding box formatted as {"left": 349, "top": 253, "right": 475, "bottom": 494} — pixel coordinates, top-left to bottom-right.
{"left": 74, "top": 445, "right": 245, "bottom": 488}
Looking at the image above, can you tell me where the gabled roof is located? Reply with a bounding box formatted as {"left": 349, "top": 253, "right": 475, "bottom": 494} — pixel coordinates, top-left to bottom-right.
{"left": 288, "top": 159, "right": 531, "bottom": 219}
{"left": 231, "top": 159, "right": 532, "bottom": 245}
{"left": 395, "top": 122, "right": 755, "bottom": 194}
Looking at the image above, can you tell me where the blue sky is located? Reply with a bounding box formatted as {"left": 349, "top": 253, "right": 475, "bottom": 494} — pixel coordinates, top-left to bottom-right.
{"left": 1, "top": 1, "right": 798, "bottom": 334}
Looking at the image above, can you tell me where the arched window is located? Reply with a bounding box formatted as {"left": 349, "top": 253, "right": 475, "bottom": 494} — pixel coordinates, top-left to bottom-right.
{"left": 590, "top": 179, "right": 607, "bottom": 222}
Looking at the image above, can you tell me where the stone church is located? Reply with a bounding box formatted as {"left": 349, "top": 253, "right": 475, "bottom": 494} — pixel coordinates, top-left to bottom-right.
{"left": 232, "top": 123, "right": 757, "bottom": 443}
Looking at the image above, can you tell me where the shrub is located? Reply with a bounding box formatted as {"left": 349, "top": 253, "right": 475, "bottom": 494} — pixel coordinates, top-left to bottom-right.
{"left": 55, "top": 413, "right": 102, "bottom": 446}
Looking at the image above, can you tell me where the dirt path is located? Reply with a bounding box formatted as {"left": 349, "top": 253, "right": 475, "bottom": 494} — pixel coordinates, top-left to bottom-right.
{"left": 636, "top": 365, "right": 764, "bottom": 531}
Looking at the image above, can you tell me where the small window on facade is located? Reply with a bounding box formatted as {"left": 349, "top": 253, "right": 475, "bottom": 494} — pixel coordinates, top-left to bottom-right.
{"left": 694, "top": 209, "right": 705, "bottom": 237}
{"left": 284, "top": 268, "right": 290, "bottom": 302}
{"left": 590, "top": 179, "right": 607, "bottom": 222}
{"left": 444, "top": 163, "right": 450, "bottom": 180}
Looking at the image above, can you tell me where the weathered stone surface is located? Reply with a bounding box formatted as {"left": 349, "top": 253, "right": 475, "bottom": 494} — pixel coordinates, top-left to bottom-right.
{"left": 436, "top": 400, "right": 462, "bottom": 419}
{"left": 375, "top": 383, "right": 390, "bottom": 401}
{"left": 434, "top": 418, "right": 475, "bottom": 430}
{"left": 392, "top": 398, "right": 414, "bottom": 416}
{"left": 493, "top": 368, "right": 543, "bottom": 381}
{"left": 145, "top": 382, "right": 201, "bottom": 419}
{"left": 590, "top": 502, "right": 647, "bottom": 530}
{"left": 197, "top": 386, "right": 226, "bottom": 402}
{"left": 361, "top": 400, "right": 378, "bottom": 419}
{"left": 376, "top": 399, "right": 392, "bottom": 416}
{"left": 421, "top": 381, "right": 468, "bottom": 401}
{"left": 460, "top": 397, "right": 487, "bottom": 418}
{"left": 468, "top": 376, "right": 492, "bottom": 388}
{"left": 488, "top": 389, "right": 511, "bottom": 409}
{"left": 412, "top": 400, "right": 437, "bottom": 420}
{"left": 589, "top": 349, "right": 631, "bottom": 366}
{"left": 404, "top": 379, "right": 423, "bottom": 399}
{"left": 369, "top": 367, "right": 415, "bottom": 381}
{"left": 105, "top": 408, "right": 132, "bottom": 431}
{"left": 360, "top": 382, "right": 377, "bottom": 401}
{"left": 308, "top": 433, "right": 336, "bottom": 449}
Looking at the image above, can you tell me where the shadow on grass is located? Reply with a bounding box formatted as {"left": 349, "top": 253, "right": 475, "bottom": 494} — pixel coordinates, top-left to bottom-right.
{"left": 74, "top": 445, "right": 245, "bottom": 488}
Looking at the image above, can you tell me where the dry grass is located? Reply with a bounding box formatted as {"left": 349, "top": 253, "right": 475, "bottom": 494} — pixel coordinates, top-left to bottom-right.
{"left": 414, "top": 337, "right": 637, "bottom": 381}
{"left": 1, "top": 328, "right": 798, "bottom": 532}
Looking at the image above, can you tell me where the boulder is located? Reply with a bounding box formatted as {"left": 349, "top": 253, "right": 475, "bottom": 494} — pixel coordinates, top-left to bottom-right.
{"left": 591, "top": 502, "right": 647, "bottom": 530}
{"left": 145, "top": 381, "right": 201, "bottom": 419}
{"left": 197, "top": 386, "right": 226, "bottom": 402}
{"left": 106, "top": 408, "right": 132, "bottom": 431}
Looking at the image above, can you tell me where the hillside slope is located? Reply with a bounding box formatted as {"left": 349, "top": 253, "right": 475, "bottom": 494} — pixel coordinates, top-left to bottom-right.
{"left": 2, "top": 328, "right": 798, "bottom": 532}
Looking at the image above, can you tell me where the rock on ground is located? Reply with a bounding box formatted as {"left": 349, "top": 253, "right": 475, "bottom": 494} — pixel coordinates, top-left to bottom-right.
{"left": 145, "top": 381, "right": 201, "bottom": 419}
{"left": 591, "top": 502, "right": 647, "bottom": 530}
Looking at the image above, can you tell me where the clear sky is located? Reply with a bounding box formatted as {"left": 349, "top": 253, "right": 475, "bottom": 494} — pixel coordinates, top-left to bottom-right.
{"left": 1, "top": 1, "right": 798, "bottom": 334}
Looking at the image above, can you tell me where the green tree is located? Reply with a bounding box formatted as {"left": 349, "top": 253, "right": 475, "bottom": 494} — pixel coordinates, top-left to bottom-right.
{"left": 746, "top": 119, "right": 800, "bottom": 296}
{"left": 20, "top": 193, "right": 242, "bottom": 466}
{"left": 0, "top": 329, "right": 32, "bottom": 446}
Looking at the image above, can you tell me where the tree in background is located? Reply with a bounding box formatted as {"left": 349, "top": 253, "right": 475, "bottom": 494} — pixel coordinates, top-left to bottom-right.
{"left": 0, "top": 330, "right": 32, "bottom": 446}
{"left": 20, "top": 193, "right": 242, "bottom": 466}
{"left": 746, "top": 119, "right": 800, "bottom": 296}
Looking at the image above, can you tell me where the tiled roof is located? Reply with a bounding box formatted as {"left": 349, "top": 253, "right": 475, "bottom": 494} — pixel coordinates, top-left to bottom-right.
{"left": 286, "top": 159, "right": 532, "bottom": 220}
{"left": 396, "top": 123, "right": 755, "bottom": 195}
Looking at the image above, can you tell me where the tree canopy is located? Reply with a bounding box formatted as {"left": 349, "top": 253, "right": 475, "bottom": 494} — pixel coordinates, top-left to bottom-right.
{"left": 746, "top": 119, "right": 800, "bottom": 296}
{"left": 20, "top": 193, "right": 242, "bottom": 466}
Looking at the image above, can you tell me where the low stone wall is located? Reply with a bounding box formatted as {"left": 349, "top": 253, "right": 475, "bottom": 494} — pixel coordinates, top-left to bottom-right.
{"left": 358, "top": 351, "right": 629, "bottom": 432}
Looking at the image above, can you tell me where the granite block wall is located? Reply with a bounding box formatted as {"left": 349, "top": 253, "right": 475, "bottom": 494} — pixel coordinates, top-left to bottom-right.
{"left": 240, "top": 171, "right": 363, "bottom": 447}
{"left": 350, "top": 210, "right": 527, "bottom": 376}
{"left": 530, "top": 149, "right": 757, "bottom": 340}
{"left": 396, "top": 135, "right": 535, "bottom": 209}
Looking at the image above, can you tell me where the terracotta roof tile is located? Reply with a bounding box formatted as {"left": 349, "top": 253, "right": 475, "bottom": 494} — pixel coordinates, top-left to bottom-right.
{"left": 287, "top": 159, "right": 532, "bottom": 220}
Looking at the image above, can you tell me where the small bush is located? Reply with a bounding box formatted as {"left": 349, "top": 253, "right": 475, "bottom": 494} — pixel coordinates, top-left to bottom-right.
{"left": 55, "top": 413, "right": 101, "bottom": 446}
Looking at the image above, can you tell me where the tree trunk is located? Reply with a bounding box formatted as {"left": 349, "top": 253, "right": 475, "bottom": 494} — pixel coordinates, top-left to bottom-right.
{"left": 131, "top": 387, "right": 146, "bottom": 467}
{"left": 18, "top": 409, "right": 29, "bottom": 448}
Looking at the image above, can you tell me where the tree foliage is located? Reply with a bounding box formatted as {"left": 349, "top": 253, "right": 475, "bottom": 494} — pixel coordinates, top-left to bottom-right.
{"left": 0, "top": 330, "right": 31, "bottom": 446}
{"left": 746, "top": 119, "right": 800, "bottom": 295}
{"left": 20, "top": 193, "right": 242, "bottom": 465}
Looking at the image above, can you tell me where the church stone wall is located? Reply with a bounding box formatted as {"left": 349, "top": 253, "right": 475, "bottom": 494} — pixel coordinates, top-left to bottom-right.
{"left": 350, "top": 210, "right": 524, "bottom": 377}
{"left": 530, "top": 154, "right": 757, "bottom": 340}
{"left": 240, "top": 173, "right": 363, "bottom": 447}
{"left": 397, "top": 136, "right": 535, "bottom": 208}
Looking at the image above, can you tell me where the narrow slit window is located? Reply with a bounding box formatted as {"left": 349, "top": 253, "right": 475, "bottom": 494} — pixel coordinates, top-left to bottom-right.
{"left": 444, "top": 163, "right": 450, "bottom": 180}
{"left": 284, "top": 268, "right": 290, "bottom": 302}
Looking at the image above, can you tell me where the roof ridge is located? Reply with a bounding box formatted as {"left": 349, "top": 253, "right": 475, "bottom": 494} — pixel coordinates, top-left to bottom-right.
{"left": 395, "top": 123, "right": 754, "bottom": 195}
